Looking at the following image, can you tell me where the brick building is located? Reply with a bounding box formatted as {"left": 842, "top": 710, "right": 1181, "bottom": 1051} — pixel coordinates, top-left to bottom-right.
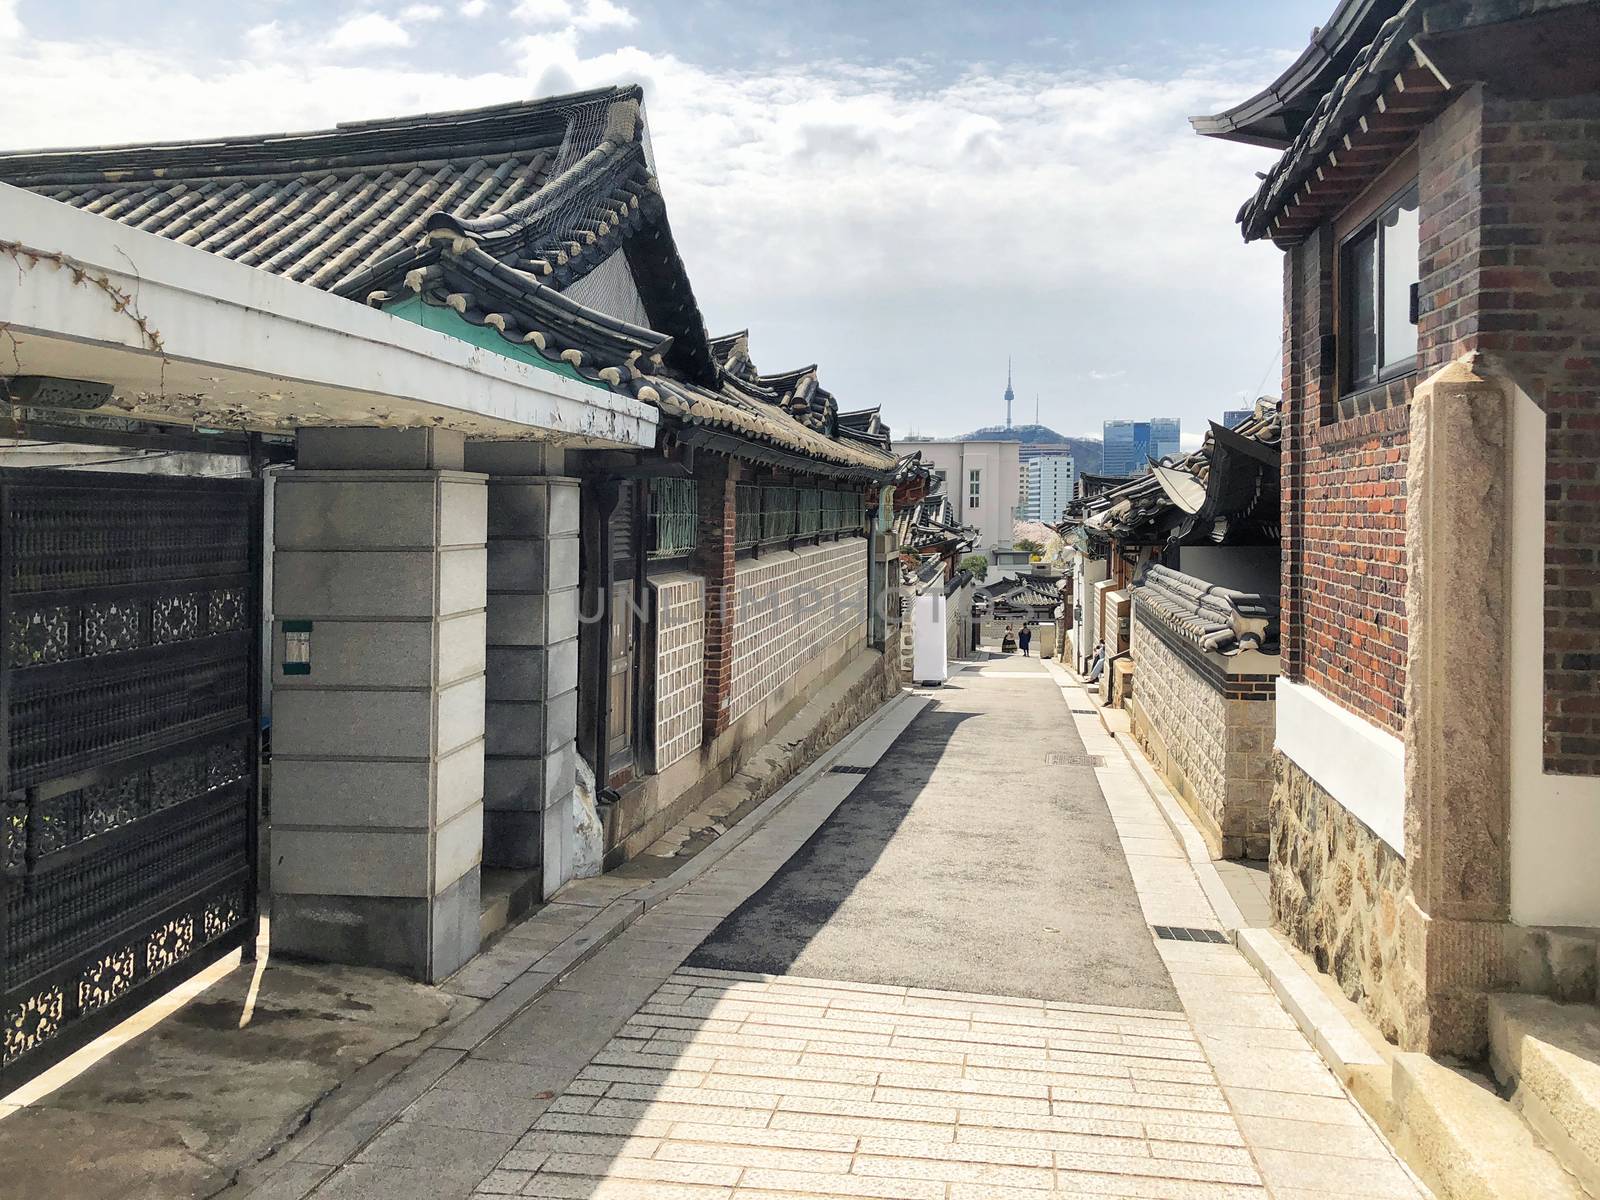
{"left": 1196, "top": 0, "right": 1600, "bottom": 1054}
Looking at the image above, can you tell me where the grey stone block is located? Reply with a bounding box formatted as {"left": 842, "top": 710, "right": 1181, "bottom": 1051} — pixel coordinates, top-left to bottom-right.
{"left": 546, "top": 636, "right": 579, "bottom": 698}
{"left": 548, "top": 535, "right": 579, "bottom": 590}
{"left": 487, "top": 539, "right": 549, "bottom": 592}
{"left": 438, "top": 478, "right": 488, "bottom": 548}
{"left": 274, "top": 550, "right": 436, "bottom": 618}
{"left": 437, "top": 739, "right": 485, "bottom": 825}
{"left": 271, "top": 619, "right": 433, "bottom": 690}
{"left": 486, "top": 480, "right": 551, "bottom": 537}
{"left": 437, "top": 611, "right": 487, "bottom": 687}
{"left": 273, "top": 869, "right": 479, "bottom": 982}
{"left": 548, "top": 480, "right": 580, "bottom": 536}
{"left": 483, "top": 808, "right": 543, "bottom": 870}
{"left": 485, "top": 591, "right": 547, "bottom": 646}
{"left": 484, "top": 700, "right": 543, "bottom": 757}
{"left": 543, "top": 741, "right": 577, "bottom": 809}
{"left": 542, "top": 792, "right": 574, "bottom": 900}
{"left": 274, "top": 688, "right": 431, "bottom": 759}
{"left": 484, "top": 645, "right": 544, "bottom": 702}
{"left": 297, "top": 426, "right": 465, "bottom": 471}
{"left": 272, "top": 758, "right": 432, "bottom": 829}
{"left": 548, "top": 586, "right": 579, "bottom": 644}
{"left": 271, "top": 827, "right": 431, "bottom": 897}
{"left": 437, "top": 674, "right": 486, "bottom": 757}
{"left": 463, "top": 440, "right": 563, "bottom": 475}
{"left": 545, "top": 688, "right": 578, "bottom": 752}
{"left": 437, "top": 547, "right": 486, "bottom": 617}
{"left": 435, "top": 801, "right": 484, "bottom": 892}
{"left": 484, "top": 757, "right": 543, "bottom": 812}
{"left": 275, "top": 479, "right": 439, "bottom": 550}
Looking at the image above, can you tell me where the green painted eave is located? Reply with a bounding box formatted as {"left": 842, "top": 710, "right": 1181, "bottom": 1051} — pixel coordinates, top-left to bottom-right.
{"left": 384, "top": 295, "right": 607, "bottom": 391}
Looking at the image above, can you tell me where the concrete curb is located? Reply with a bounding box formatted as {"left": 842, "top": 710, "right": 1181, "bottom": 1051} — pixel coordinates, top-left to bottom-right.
{"left": 1235, "top": 927, "right": 1384, "bottom": 1082}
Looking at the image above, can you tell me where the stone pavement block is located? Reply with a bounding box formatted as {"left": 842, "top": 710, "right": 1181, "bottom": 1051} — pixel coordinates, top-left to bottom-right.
{"left": 401, "top": 1085, "right": 554, "bottom": 1134}
{"left": 309, "top": 1163, "right": 484, "bottom": 1200}
{"left": 354, "top": 1120, "right": 516, "bottom": 1170}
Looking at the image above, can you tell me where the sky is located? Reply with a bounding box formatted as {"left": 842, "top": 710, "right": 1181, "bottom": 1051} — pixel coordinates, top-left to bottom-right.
{"left": 0, "top": 0, "right": 1332, "bottom": 445}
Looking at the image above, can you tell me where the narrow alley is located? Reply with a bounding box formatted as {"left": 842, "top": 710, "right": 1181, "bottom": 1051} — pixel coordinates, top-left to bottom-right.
{"left": 253, "top": 657, "right": 1426, "bottom": 1200}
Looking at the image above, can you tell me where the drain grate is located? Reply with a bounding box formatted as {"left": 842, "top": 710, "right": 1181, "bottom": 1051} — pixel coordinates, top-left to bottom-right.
{"left": 1070, "top": 708, "right": 1096, "bottom": 715}
{"left": 1152, "top": 925, "right": 1230, "bottom": 944}
{"left": 829, "top": 765, "right": 871, "bottom": 775}
{"left": 1045, "top": 752, "right": 1104, "bottom": 768}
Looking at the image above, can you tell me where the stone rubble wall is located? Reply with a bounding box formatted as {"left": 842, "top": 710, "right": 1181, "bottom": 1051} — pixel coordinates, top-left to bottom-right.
{"left": 1273, "top": 752, "right": 1412, "bottom": 1043}
{"left": 728, "top": 538, "right": 867, "bottom": 726}
{"left": 1130, "top": 602, "right": 1274, "bottom": 859}
{"left": 648, "top": 571, "right": 706, "bottom": 771}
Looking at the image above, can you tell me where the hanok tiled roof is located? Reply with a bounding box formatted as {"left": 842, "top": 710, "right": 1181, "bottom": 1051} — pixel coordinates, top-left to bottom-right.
{"left": 978, "top": 573, "right": 1062, "bottom": 612}
{"left": 1060, "top": 400, "right": 1282, "bottom": 548}
{"left": 0, "top": 89, "right": 896, "bottom": 477}
{"left": 1135, "top": 565, "right": 1280, "bottom": 656}
{"left": 1217, "top": 2, "right": 1450, "bottom": 244}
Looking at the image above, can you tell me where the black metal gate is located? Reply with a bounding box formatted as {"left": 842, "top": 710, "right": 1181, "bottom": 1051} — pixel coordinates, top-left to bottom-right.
{"left": 0, "top": 470, "right": 261, "bottom": 1087}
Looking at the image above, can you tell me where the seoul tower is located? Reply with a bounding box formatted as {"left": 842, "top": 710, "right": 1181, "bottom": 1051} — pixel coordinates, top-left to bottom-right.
{"left": 1004, "top": 357, "right": 1015, "bottom": 430}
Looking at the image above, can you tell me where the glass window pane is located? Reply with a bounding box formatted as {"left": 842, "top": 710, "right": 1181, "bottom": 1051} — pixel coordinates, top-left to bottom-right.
{"left": 1347, "top": 229, "right": 1379, "bottom": 385}
{"left": 1381, "top": 188, "right": 1420, "bottom": 371}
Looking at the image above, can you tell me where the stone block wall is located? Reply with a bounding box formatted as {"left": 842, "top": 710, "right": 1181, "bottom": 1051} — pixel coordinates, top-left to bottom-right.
{"left": 1273, "top": 753, "right": 1412, "bottom": 1044}
{"left": 728, "top": 538, "right": 867, "bottom": 725}
{"left": 1130, "top": 601, "right": 1276, "bottom": 860}
{"left": 482, "top": 476, "right": 580, "bottom": 894}
{"left": 649, "top": 571, "right": 705, "bottom": 771}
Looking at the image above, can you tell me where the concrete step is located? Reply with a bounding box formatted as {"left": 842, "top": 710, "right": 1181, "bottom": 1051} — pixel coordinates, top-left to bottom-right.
{"left": 1388, "top": 1050, "right": 1588, "bottom": 1200}
{"left": 1489, "top": 992, "right": 1600, "bottom": 1197}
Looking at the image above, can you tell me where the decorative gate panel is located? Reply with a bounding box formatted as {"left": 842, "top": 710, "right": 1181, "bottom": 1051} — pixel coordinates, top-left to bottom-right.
{"left": 0, "top": 470, "right": 261, "bottom": 1086}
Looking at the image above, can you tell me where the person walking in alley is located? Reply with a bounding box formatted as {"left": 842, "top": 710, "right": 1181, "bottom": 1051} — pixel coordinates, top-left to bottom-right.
{"left": 1001, "top": 624, "right": 1017, "bottom": 653}
{"left": 1019, "top": 625, "right": 1032, "bottom": 656}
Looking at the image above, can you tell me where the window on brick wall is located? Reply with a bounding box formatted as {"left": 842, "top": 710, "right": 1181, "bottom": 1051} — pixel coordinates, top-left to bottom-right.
{"left": 1340, "top": 183, "right": 1420, "bottom": 394}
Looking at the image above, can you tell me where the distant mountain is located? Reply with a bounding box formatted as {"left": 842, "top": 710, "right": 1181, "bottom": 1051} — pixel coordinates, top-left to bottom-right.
{"left": 961, "top": 424, "right": 1104, "bottom": 474}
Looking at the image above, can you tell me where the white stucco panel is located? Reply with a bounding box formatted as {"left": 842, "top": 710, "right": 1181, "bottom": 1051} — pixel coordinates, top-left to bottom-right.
{"left": 1275, "top": 678, "right": 1406, "bottom": 855}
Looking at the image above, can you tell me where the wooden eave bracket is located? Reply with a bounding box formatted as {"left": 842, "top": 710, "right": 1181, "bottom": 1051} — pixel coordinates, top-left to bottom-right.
{"left": 1267, "top": 56, "right": 1448, "bottom": 244}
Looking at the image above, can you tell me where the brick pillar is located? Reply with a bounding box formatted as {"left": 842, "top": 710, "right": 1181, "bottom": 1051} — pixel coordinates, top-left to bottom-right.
{"left": 695, "top": 459, "right": 737, "bottom": 742}
{"left": 271, "top": 428, "right": 485, "bottom": 983}
{"left": 1400, "top": 354, "right": 1515, "bottom": 1055}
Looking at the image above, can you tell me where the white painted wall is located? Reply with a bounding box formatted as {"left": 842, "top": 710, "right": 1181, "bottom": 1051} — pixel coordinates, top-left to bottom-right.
{"left": 896, "top": 440, "right": 1020, "bottom": 557}
{"left": 1509, "top": 388, "right": 1600, "bottom": 925}
{"left": 912, "top": 591, "right": 949, "bottom": 684}
{"left": 1275, "top": 678, "right": 1406, "bottom": 854}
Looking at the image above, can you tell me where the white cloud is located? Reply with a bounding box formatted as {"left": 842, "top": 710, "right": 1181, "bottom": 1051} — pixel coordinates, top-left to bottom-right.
{"left": 511, "top": 0, "right": 636, "bottom": 31}
{"left": 460, "top": 0, "right": 489, "bottom": 15}
{"left": 327, "top": 13, "right": 412, "bottom": 52}
{"left": 0, "top": 18, "right": 1285, "bottom": 434}
{"left": 401, "top": 3, "right": 446, "bottom": 21}
{"left": 0, "top": 0, "right": 22, "bottom": 43}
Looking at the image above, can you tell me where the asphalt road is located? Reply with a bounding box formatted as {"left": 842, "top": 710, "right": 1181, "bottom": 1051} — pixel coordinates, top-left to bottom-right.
{"left": 687, "top": 655, "right": 1180, "bottom": 1011}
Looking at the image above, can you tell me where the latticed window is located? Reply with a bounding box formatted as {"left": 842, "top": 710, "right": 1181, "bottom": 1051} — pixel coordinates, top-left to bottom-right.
{"left": 796, "top": 489, "right": 823, "bottom": 536}
{"left": 647, "top": 477, "right": 698, "bottom": 560}
{"left": 762, "top": 486, "right": 797, "bottom": 541}
{"left": 735, "top": 483, "right": 761, "bottom": 548}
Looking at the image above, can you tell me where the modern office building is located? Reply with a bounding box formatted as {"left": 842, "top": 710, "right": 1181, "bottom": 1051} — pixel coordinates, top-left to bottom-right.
{"left": 1221, "top": 408, "right": 1254, "bottom": 429}
{"left": 1025, "top": 454, "right": 1077, "bottom": 523}
{"left": 1102, "top": 418, "right": 1180, "bottom": 475}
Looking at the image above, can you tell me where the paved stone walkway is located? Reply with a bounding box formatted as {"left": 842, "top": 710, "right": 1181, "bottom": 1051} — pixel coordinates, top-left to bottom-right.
{"left": 256, "top": 656, "right": 1429, "bottom": 1200}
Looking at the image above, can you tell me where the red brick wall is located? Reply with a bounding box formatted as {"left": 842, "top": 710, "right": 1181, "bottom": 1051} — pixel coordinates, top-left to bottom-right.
{"left": 1282, "top": 227, "right": 1412, "bottom": 736}
{"left": 1418, "top": 86, "right": 1600, "bottom": 775}
{"left": 693, "top": 458, "right": 736, "bottom": 741}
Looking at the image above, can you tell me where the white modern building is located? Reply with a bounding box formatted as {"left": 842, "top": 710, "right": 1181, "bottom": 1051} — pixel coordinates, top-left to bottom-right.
{"left": 1025, "top": 454, "right": 1076, "bottom": 523}
{"left": 895, "top": 439, "right": 1020, "bottom": 559}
